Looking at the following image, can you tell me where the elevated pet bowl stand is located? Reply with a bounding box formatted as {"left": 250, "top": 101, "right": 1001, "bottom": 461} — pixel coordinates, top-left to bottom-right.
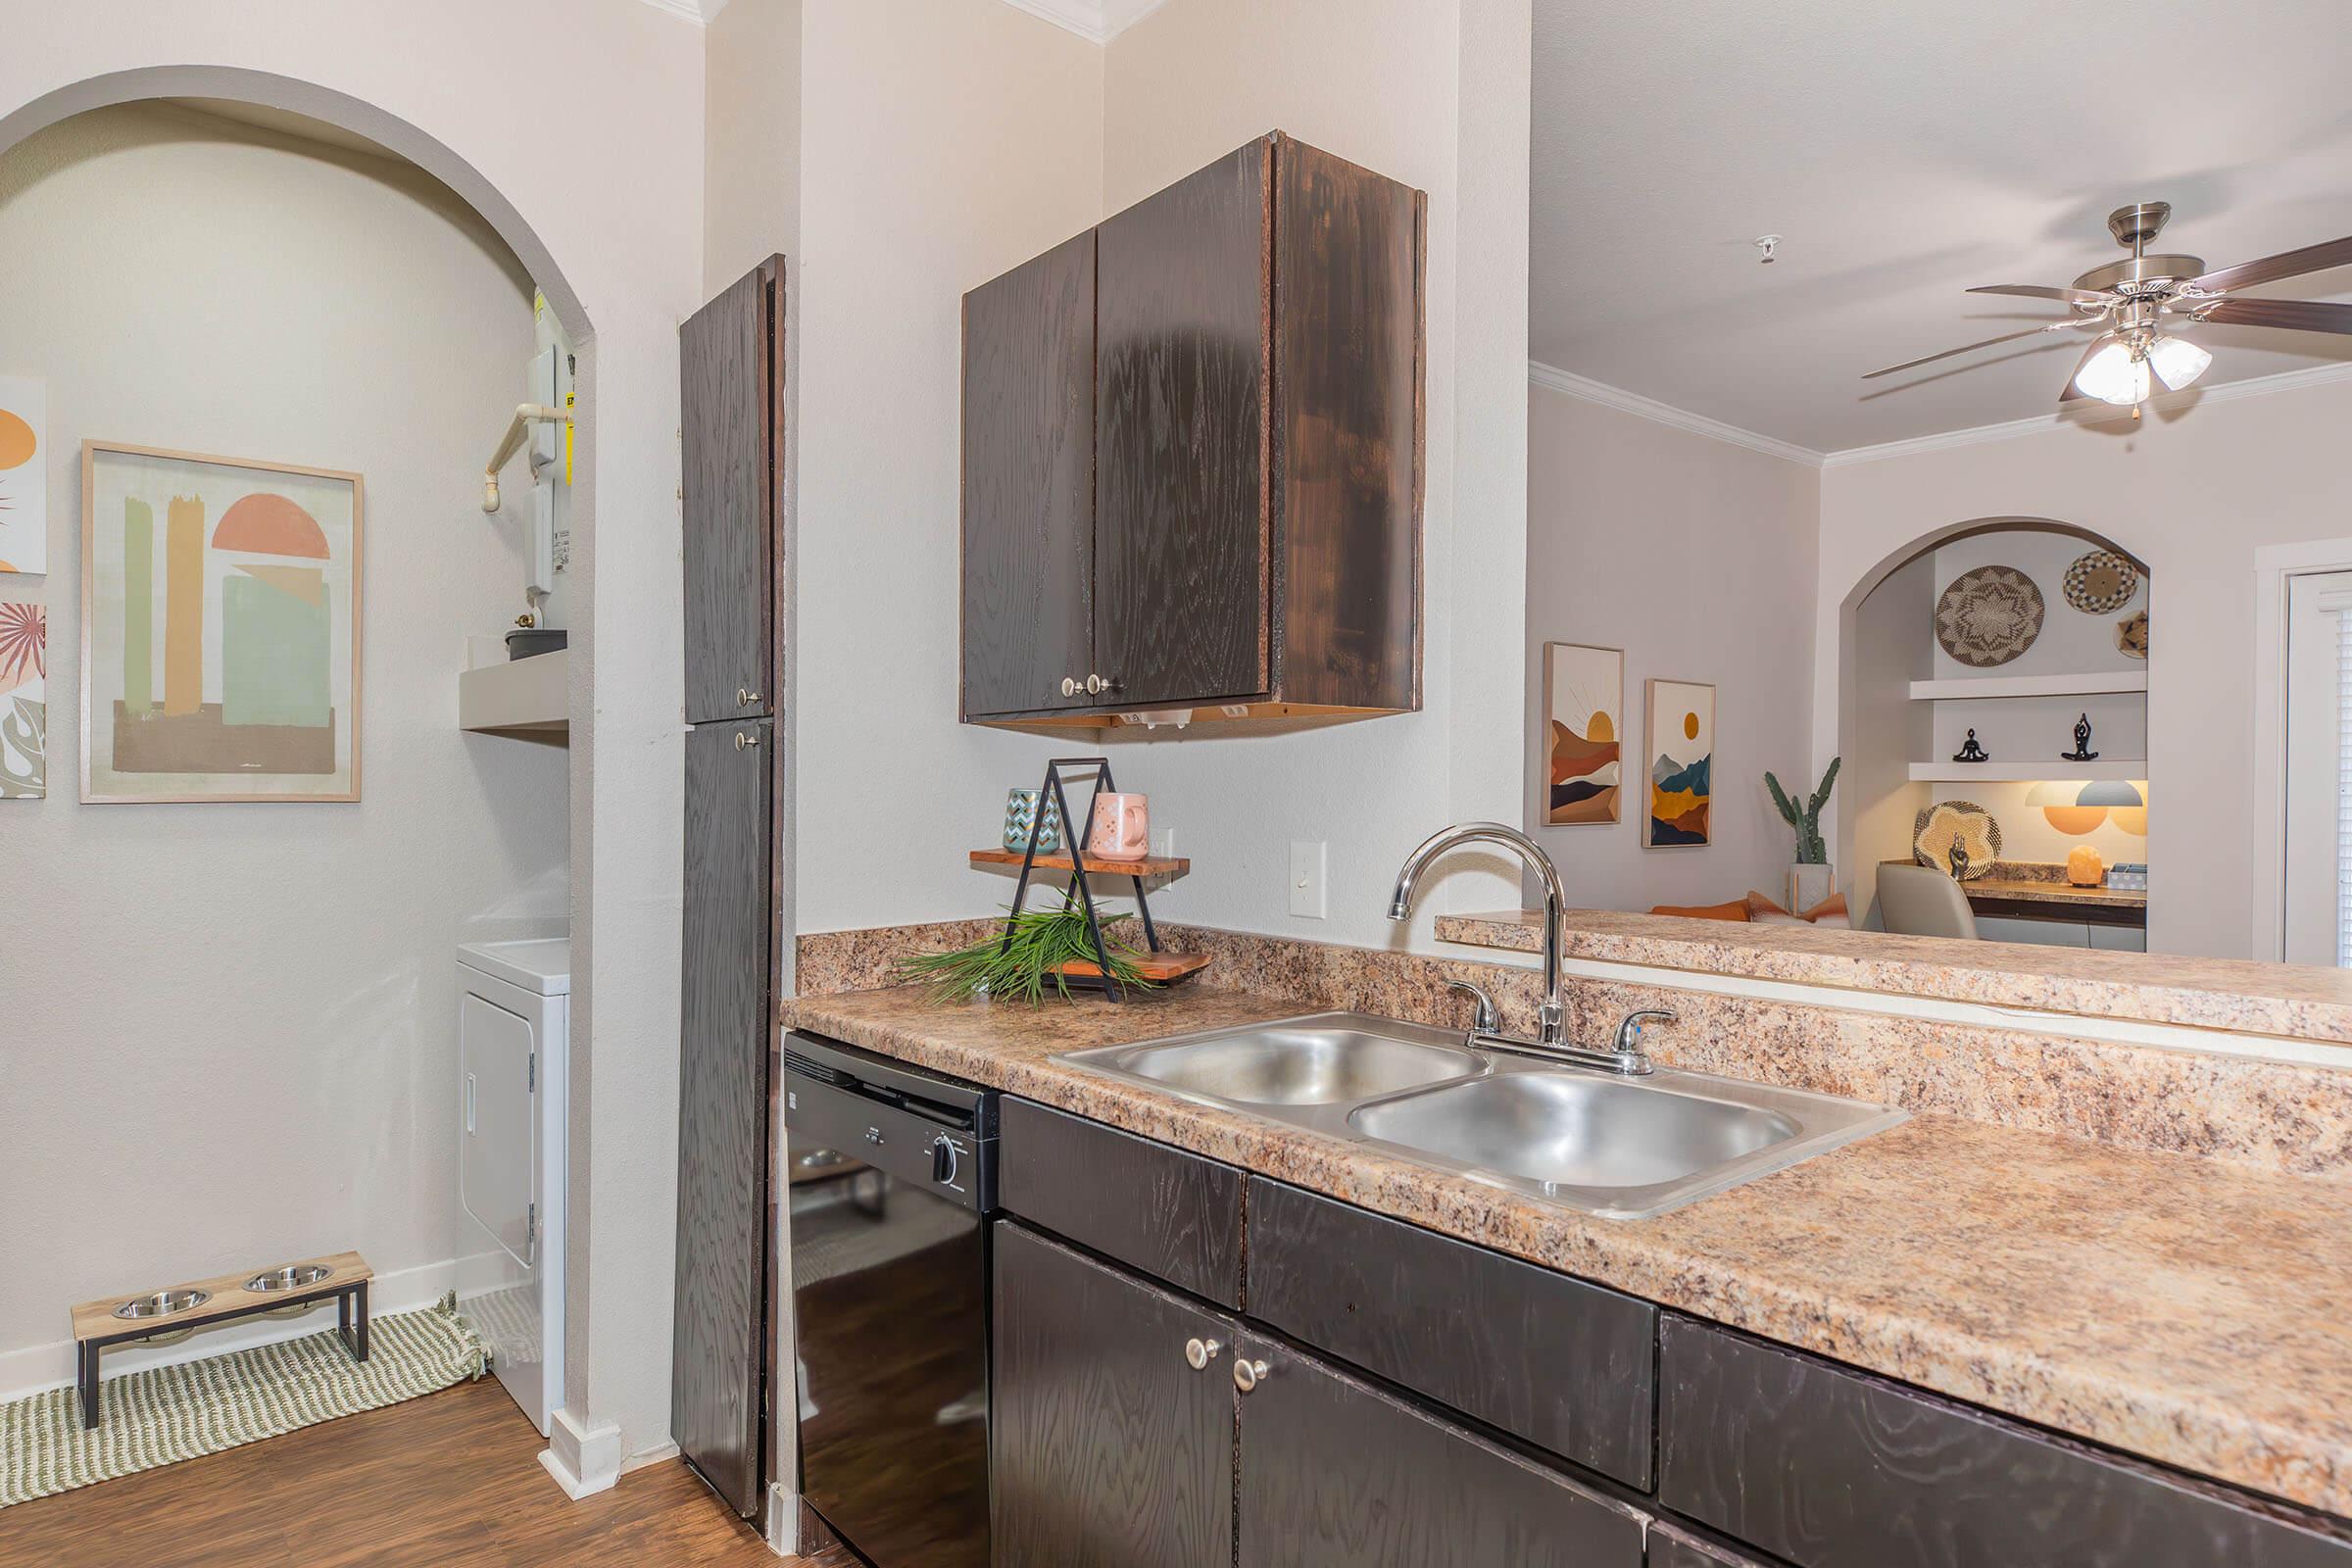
{"left": 69, "top": 1250, "right": 372, "bottom": 1429}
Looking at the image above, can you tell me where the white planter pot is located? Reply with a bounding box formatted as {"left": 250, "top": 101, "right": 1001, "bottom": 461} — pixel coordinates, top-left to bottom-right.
{"left": 1788, "top": 862, "right": 1836, "bottom": 913}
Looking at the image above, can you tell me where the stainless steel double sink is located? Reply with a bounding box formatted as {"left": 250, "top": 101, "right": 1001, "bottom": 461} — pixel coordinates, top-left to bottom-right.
{"left": 1055, "top": 1012, "right": 1906, "bottom": 1220}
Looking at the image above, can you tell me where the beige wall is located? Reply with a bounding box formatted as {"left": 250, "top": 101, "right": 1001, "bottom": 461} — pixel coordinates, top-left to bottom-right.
{"left": 1522, "top": 383, "right": 1822, "bottom": 911}
{"left": 0, "top": 0, "right": 706, "bottom": 1464}
{"left": 1817, "top": 381, "right": 2352, "bottom": 958}
{"left": 706, "top": 0, "right": 802, "bottom": 295}
{"left": 0, "top": 104, "right": 559, "bottom": 1380}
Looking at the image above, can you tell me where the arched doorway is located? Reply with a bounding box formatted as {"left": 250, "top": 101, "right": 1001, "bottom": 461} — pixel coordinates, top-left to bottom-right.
{"left": 1837, "top": 517, "right": 2151, "bottom": 939}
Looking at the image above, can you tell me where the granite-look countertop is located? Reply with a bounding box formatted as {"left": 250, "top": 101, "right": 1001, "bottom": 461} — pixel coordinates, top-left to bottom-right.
{"left": 1435, "top": 908, "right": 2352, "bottom": 1044}
{"left": 786, "top": 982, "right": 2352, "bottom": 1521}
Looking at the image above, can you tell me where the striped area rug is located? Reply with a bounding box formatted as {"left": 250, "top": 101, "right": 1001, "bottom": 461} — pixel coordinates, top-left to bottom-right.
{"left": 0, "top": 1295, "right": 486, "bottom": 1508}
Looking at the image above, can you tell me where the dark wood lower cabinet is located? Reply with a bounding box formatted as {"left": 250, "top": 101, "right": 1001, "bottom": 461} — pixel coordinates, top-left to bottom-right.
{"left": 991, "top": 1222, "right": 1236, "bottom": 1568}
{"left": 1660, "top": 1317, "right": 2352, "bottom": 1568}
{"left": 1646, "top": 1523, "right": 1773, "bottom": 1567}
{"left": 1234, "top": 1329, "right": 1646, "bottom": 1567}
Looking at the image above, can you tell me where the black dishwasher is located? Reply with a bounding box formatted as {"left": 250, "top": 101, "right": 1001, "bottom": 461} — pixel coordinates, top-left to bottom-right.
{"left": 784, "top": 1032, "right": 997, "bottom": 1568}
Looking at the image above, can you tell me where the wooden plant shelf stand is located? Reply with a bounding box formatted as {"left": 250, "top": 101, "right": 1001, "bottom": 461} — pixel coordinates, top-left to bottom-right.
{"left": 969, "top": 848, "right": 1191, "bottom": 878}
{"left": 70, "top": 1250, "right": 372, "bottom": 1429}
{"left": 1054, "top": 952, "right": 1213, "bottom": 984}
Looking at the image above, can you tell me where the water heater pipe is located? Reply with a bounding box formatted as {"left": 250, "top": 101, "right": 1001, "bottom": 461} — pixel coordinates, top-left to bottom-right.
{"left": 482, "top": 403, "right": 572, "bottom": 513}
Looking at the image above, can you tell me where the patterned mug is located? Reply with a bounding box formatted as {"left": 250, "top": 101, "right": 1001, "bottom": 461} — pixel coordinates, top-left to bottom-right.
{"left": 1003, "top": 788, "right": 1063, "bottom": 855}
{"left": 1087, "top": 792, "right": 1150, "bottom": 861}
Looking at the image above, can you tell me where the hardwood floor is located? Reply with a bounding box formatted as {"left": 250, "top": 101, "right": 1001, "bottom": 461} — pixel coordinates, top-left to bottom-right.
{"left": 0, "top": 1377, "right": 861, "bottom": 1567}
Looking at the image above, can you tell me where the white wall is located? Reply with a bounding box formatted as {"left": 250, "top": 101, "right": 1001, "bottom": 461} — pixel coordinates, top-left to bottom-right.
{"left": 0, "top": 0, "right": 705, "bottom": 1465}
{"left": 705, "top": 0, "right": 802, "bottom": 296}
{"left": 1088, "top": 0, "right": 1535, "bottom": 949}
{"left": 0, "top": 103, "right": 559, "bottom": 1372}
{"left": 1816, "top": 381, "right": 2352, "bottom": 958}
{"left": 1522, "top": 383, "right": 1821, "bottom": 911}
{"left": 789, "top": 0, "right": 1105, "bottom": 938}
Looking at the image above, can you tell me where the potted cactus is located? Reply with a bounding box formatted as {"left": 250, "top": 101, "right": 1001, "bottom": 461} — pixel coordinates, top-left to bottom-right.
{"left": 1765, "top": 756, "right": 1840, "bottom": 912}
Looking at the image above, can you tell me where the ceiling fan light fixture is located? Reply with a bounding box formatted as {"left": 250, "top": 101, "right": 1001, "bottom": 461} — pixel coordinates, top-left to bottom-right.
{"left": 2074, "top": 340, "right": 2151, "bottom": 406}
{"left": 2146, "top": 333, "right": 2213, "bottom": 392}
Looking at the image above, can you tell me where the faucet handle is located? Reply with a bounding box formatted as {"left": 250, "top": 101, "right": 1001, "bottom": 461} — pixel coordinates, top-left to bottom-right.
{"left": 1447, "top": 980, "right": 1500, "bottom": 1035}
{"left": 1613, "top": 1008, "right": 1676, "bottom": 1055}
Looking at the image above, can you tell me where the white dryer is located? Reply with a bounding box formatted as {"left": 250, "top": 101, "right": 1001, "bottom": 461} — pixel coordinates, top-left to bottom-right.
{"left": 457, "top": 938, "right": 569, "bottom": 1435}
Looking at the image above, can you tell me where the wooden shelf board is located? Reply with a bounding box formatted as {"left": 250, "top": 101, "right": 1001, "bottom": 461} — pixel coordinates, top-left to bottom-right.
{"left": 459, "top": 648, "right": 569, "bottom": 735}
{"left": 969, "top": 848, "right": 1190, "bottom": 877}
{"left": 1909, "top": 671, "right": 2147, "bottom": 701}
{"left": 1054, "top": 952, "right": 1212, "bottom": 983}
{"left": 1908, "top": 760, "right": 2146, "bottom": 783}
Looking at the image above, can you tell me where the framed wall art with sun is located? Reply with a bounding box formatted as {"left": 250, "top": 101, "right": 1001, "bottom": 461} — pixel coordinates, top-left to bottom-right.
{"left": 1643, "top": 677, "right": 1715, "bottom": 849}
{"left": 1543, "top": 642, "right": 1623, "bottom": 825}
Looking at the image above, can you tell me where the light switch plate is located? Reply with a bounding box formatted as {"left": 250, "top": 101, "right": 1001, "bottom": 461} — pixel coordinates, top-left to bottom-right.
{"left": 1289, "top": 841, "right": 1327, "bottom": 920}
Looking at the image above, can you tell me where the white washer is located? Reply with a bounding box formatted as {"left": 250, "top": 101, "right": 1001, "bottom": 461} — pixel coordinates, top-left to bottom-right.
{"left": 457, "top": 938, "right": 568, "bottom": 1435}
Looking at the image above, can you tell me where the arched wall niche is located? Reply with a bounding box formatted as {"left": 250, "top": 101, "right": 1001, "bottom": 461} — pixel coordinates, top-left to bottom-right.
{"left": 1835, "top": 514, "right": 2150, "bottom": 925}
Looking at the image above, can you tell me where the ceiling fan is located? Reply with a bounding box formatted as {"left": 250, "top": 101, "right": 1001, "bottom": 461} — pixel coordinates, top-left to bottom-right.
{"left": 1864, "top": 202, "right": 2352, "bottom": 415}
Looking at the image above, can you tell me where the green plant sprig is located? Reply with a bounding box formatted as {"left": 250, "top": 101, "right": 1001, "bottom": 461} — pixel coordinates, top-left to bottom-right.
{"left": 1764, "top": 755, "right": 1840, "bottom": 865}
{"left": 896, "top": 898, "right": 1158, "bottom": 1004}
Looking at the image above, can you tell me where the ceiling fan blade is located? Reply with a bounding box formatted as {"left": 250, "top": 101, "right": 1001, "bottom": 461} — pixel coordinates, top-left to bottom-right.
{"left": 1862, "top": 320, "right": 2087, "bottom": 380}
{"left": 2192, "top": 296, "right": 2352, "bottom": 336}
{"left": 2187, "top": 234, "right": 2352, "bottom": 295}
{"left": 1967, "top": 283, "right": 2111, "bottom": 307}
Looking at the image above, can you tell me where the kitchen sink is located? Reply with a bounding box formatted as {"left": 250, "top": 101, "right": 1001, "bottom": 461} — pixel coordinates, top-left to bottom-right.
{"left": 1068, "top": 1018, "right": 1487, "bottom": 1106}
{"left": 1055, "top": 1011, "right": 1906, "bottom": 1219}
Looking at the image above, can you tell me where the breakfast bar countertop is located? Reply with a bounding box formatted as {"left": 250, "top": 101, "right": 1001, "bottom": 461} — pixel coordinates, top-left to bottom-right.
{"left": 786, "top": 980, "right": 2352, "bottom": 1524}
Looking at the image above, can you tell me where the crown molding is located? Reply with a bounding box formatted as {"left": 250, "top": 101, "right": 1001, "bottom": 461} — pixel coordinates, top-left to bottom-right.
{"left": 1820, "top": 359, "right": 2352, "bottom": 467}
{"left": 1528, "top": 356, "right": 2352, "bottom": 472}
{"left": 995, "top": 0, "right": 1166, "bottom": 42}
{"left": 1527, "top": 361, "right": 1826, "bottom": 466}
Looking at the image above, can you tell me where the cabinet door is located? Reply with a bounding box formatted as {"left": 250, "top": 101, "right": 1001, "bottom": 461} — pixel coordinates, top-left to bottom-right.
{"left": 1096, "top": 138, "right": 1272, "bottom": 709}
{"left": 672, "top": 717, "right": 772, "bottom": 1515}
{"left": 1236, "top": 1333, "right": 1646, "bottom": 1568}
{"left": 681, "top": 259, "right": 781, "bottom": 723}
{"left": 961, "top": 230, "right": 1096, "bottom": 717}
{"left": 992, "top": 1222, "right": 1235, "bottom": 1568}
{"left": 1647, "top": 1524, "right": 1773, "bottom": 1568}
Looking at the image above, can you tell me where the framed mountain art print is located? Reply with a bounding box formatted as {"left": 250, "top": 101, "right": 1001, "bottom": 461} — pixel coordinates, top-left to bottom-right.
{"left": 81, "top": 441, "right": 363, "bottom": 803}
{"left": 1643, "top": 677, "right": 1714, "bottom": 849}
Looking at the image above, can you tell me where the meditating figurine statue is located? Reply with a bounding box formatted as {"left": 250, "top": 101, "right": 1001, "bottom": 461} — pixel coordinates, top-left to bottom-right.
{"left": 2061, "top": 711, "right": 2099, "bottom": 762}
{"left": 1952, "top": 728, "right": 1989, "bottom": 763}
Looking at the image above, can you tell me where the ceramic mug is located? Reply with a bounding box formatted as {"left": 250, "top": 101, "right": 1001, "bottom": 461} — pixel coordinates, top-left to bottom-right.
{"left": 1087, "top": 792, "right": 1150, "bottom": 861}
{"left": 1003, "top": 788, "right": 1063, "bottom": 855}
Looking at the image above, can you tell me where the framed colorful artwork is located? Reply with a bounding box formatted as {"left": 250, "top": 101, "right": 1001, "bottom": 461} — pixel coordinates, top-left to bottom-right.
{"left": 1643, "top": 678, "right": 1714, "bottom": 849}
{"left": 0, "top": 599, "right": 44, "bottom": 797}
{"left": 1542, "top": 642, "right": 1623, "bottom": 825}
{"left": 0, "top": 377, "right": 44, "bottom": 575}
{"left": 81, "top": 442, "right": 364, "bottom": 803}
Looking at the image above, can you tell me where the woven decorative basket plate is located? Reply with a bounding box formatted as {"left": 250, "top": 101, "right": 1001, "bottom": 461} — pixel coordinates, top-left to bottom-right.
{"left": 1914, "top": 800, "right": 2002, "bottom": 880}
{"left": 1936, "top": 566, "right": 2044, "bottom": 667}
{"left": 2063, "top": 550, "right": 2140, "bottom": 613}
{"left": 2116, "top": 609, "right": 2148, "bottom": 660}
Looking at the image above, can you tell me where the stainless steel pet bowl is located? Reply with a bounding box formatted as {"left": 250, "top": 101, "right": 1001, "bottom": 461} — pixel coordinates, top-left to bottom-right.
{"left": 245, "top": 1263, "right": 333, "bottom": 1294}
{"left": 115, "top": 1288, "right": 209, "bottom": 1321}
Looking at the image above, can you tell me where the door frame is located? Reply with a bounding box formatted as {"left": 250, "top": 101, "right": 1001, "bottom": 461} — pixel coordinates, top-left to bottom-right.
{"left": 2249, "top": 538, "right": 2352, "bottom": 960}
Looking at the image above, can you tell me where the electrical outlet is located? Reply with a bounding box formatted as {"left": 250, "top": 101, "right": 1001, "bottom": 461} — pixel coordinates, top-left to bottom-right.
{"left": 1289, "top": 841, "right": 1327, "bottom": 919}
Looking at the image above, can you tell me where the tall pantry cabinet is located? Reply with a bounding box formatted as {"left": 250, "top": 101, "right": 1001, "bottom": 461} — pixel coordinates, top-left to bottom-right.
{"left": 672, "top": 254, "right": 788, "bottom": 1523}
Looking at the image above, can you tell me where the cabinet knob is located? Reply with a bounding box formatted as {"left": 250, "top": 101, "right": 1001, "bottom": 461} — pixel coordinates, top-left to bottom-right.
{"left": 735, "top": 730, "right": 761, "bottom": 751}
{"left": 738, "top": 687, "right": 761, "bottom": 706}
{"left": 1085, "top": 673, "right": 1104, "bottom": 696}
{"left": 1184, "top": 1337, "right": 1223, "bottom": 1371}
{"left": 1233, "top": 1356, "right": 1270, "bottom": 1394}
{"left": 1060, "top": 676, "right": 1080, "bottom": 699}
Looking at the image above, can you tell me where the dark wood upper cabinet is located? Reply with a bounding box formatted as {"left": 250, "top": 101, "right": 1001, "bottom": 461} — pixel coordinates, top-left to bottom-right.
{"left": 960, "top": 132, "right": 1423, "bottom": 727}
{"left": 681, "top": 257, "right": 784, "bottom": 724}
{"left": 961, "top": 230, "right": 1097, "bottom": 718}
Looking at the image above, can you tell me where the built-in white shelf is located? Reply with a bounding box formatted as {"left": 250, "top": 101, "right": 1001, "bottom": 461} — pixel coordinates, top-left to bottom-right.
{"left": 460, "top": 648, "right": 568, "bottom": 736}
{"left": 1908, "top": 670, "right": 2148, "bottom": 701}
{"left": 1908, "top": 759, "right": 2145, "bottom": 783}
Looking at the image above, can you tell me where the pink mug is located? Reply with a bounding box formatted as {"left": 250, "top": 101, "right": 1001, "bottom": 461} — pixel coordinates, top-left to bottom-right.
{"left": 1088, "top": 793, "right": 1150, "bottom": 861}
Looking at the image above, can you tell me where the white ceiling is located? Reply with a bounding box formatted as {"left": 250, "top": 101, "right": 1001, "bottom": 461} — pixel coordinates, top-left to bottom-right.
{"left": 637, "top": 0, "right": 1163, "bottom": 42}
{"left": 1531, "top": 0, "right": 2352, "bottom": 456}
